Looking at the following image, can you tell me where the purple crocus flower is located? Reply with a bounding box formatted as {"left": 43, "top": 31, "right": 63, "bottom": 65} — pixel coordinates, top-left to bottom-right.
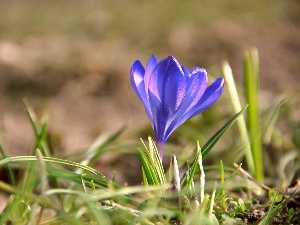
{"left": 130, "top": 55, "right": 224, "bottom": 160}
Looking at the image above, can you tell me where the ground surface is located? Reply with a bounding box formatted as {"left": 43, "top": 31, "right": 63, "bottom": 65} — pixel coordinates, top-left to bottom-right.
{"left": 0, "top": 1, "right": 299, "bottom": 221}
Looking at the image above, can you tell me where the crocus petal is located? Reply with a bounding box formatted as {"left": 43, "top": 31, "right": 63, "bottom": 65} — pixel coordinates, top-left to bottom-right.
{"left": 130, "top": 54, "right": 224, "bottom": 160}
{"left": 130, "top": 60, "right": 152, "bottom": 121}
{"left": 164, "top": 68, "right": 208, "bottom": 138}
{"left": 144, "top": 55, "right": 158, "bottom": 96}
{"left": 148, "top": 56, "right": 186, "bottom": 109}
{"left": 147, "top": 56, "right": 186, "bottom": 142}
{"left": 162, "top": 57, "right": 186, "bottom": 111}
{"left": 166, "top": 78, "right": 224, "bottom": 138}
{"left": 130, "top": 60, "right": 146, "bottom": 101}
{"left": 148, "top": 91, "right": 163, "bottom": 141}
{"left": 180, "top": 67, "right": 208, "bottom": 113}
{"left": 189, "top": 77, "right": 224, "bottom": 118}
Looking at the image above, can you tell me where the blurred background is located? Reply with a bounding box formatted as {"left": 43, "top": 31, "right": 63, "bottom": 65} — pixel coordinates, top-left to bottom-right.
{"left": 0, "top": 0, "right": 299, "bottom": 177}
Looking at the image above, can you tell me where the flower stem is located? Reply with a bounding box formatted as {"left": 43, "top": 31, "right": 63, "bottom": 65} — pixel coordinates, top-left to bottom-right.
{"left": 157, "top": 142, "right": 165, "bottom": 161}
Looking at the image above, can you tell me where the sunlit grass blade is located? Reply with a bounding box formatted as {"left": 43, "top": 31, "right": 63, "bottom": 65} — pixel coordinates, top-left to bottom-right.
{"left": 223, "top": 61, "right": 254, "bottom": 175}
{"left": 148, "top": 137, "right": 166, "bottom": 185}
{"left": 137, "top": 138, "right": 166, "bottom": 186}
{"left": 87, "top": 126, "right": 126, "bottom": 166}
{"left": 36, "top": 149, "right": 49, "bottom": 195}
{"left": 198, "top": 143, "right": 205, "bottom": 205}
{"left": 202, "top": 105, "right": 248, "bottom": 159}
{"left": 215, "top": 163, "right": 241, "bottom": 201}
{"left": 23, "top": 98, "right": 51, "bottom": 156}
{"left": 138, "top": 148, "right": 159, "bottom": 186}
{"left": 44, "top": 185, "right": 168, "bottom": 202}
{"left": 259, "top": 184, "right": 289, "bottom": 225}
{"left": 61, "top": 127, "right": 125, "bottom": 208}
{"left": 181, "top": 142, "right": 201, "bottom": 191}
{"left": 244, "top": 49, "right": 264, "bottom": 182}
{"left": 23, "top": 98, "right": 40, "bottom": 139}
{"left": 47, "top": 167, "right": 122, "bottom": 190}
{"left": 17, "top": 101, "right": 55, "bottom": 223}
{"left": 220, "top": 160, "right": 226, "bottom": 210}
{"left": 262, "top": 96, "right": 287, "bottom": 144}
{"left": 180, "top": 107, "right": 247, "bottom": 188}
{"left": 0, "top": 156, "right": 121, "bottom": 189}
{"left": 208, "top": 183, "right": 218, "bottom": 224}
{"left": 0, "top": 195, "right": 31, "bottom": 224}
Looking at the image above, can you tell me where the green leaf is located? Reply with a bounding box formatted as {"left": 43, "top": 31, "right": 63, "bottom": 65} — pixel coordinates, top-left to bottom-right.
{"left": 88, "top": 126, "right": 126, "bottom": 166}
{"left": 23, "top": 98, "right": 50, "bottom": 156}
{"left": 0, "top": 143, "right": 16, "bottom": 186}
{"left": 180, "top": 108, "right": 247, "bottom": 189}
{"left": 148, "top": 137, "right": 166, "bottom": 185}
{"left": 244, "top": 49, "right": 264, "bottom": 182}
{"left": 137, "top": 138, "right": 166, "bottom": 186}
{"left": 223, "top": 61, "right": 254, "bottom": 175}
{"left": 0, "top": 156, "right": 120, "bottom": 189}
{"left": 269, "top": 189, "right": 283, "bottom": 203}
{"left": 202, "top": 105, "right": 248, "bottom": 159}
{"left": 138, "top": 148, "right": 158, "bottom": 185}
{"left": 181, "top": 142, "right": 201, "bottom": 190}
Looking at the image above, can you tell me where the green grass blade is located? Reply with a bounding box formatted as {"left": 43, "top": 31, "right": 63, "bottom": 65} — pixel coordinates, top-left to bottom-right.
{"left": 220, "top": 160, "right": 226, "bottom": 210}
{"left": 198, "top": 142, "right": 205, "bottom": 204}
{"left": 259, "top": 184, "right": 284, "bottom": 225}
{"left": 137, "top": 139, "right": 166, "bottom": 186}
{"left": 23, "top": 98, "right": 51, "bottom": 156}
{"left": 181, "top": 143, "right": 201, "bottom": 190}
{"left": 223, "top": 61, "right": 255, "bottom": 174}
{"left": 88, "top": 126, "right": 126, "bottom": 166}
{"left": 0, "top": 142, "right": 16, "bottom": 186}
{"left": 23, "top": 98, "right": 40, "bottom": 139}
{"left": 215, "top": 163, "right": 241, "bottom": 201}
{"left": 180, "top": 107, "right": 247, "bottom": 187}
{"left": 0, "top": 156, "right": 119, "bottom": 188}
{"left": 202, "top": 105, "right": 248, "bottom": 159}
{"left": 262, "top": 96, "right": 287, "bottom": 144}
{"left": 142, "top": 167, "right": 149, "bottom": 186}
{"left": 47, "top": 166, "right": 122, "bottom": 189}
{"left": 148, "top": 137, "right": 166, "bottom": 184}
{"left": 137, "top": 148, "right": 159, "bottom": 185}
{"left": 0, "top": 195, "right": 31, "bottom": 224}
{"left": 44, "top": 185, "right": 167, "bottom": 202}
{"left": 244, "top": 49, "right": 264, "bottom": 182}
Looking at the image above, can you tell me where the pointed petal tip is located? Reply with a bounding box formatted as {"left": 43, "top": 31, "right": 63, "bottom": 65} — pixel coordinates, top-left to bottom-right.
{"left": 130, "top": 60, "right": 145, "bottom": 83}
{"left": 217, "top": 77, "right": 225, "bottom": 84}
{"left": 215, "top": 77, "right": 225, "bottom": 90}
{"left": 130, "top": 60, "right": 143, "bottom": 74}
{"left": 132, "top": 59, "right": 143, "bottom": 68}
{"left": 150, "top": 54, "right": 158, "bottom": 60}
{"left": 159, "top": 55, "right": 184, "bottom": 74}
{"left": 147, "top": 54, "right": 159, "bottom": 65}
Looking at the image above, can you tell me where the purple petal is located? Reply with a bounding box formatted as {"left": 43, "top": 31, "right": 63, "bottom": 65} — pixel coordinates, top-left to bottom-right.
{"left": 144, "top": 55, "right": 158, "bottom": 97}
{"left": 180, "top": 67, "right": 208, "bottom": 112}
{"left": 164, "top": 58, "right": 186, "bottom": 111}
{"left": 130, "top": 60, "right": 152, "bottom": 121}
{"left": 148, "top": 91, "right": 165, "bottom": 142}
{"left": 165, "top": 77, "right": 223, "bottom": 139}
{"left": 130, "top": 60, "right": 146, "bottom": 102}
{"left": 163, "top": 68, "right": 208, "bottom": 137}
{"left": 189, "top": 77, "right": 224, "bottom": 118}
{"left": 129, "top": 54, "right": 224, "bottom": 160}
{"left": 148, "top": 56, "right": 186, "bottom": 109}
{"left": 148, "top": 56, "right": 187, "bottom": 142}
